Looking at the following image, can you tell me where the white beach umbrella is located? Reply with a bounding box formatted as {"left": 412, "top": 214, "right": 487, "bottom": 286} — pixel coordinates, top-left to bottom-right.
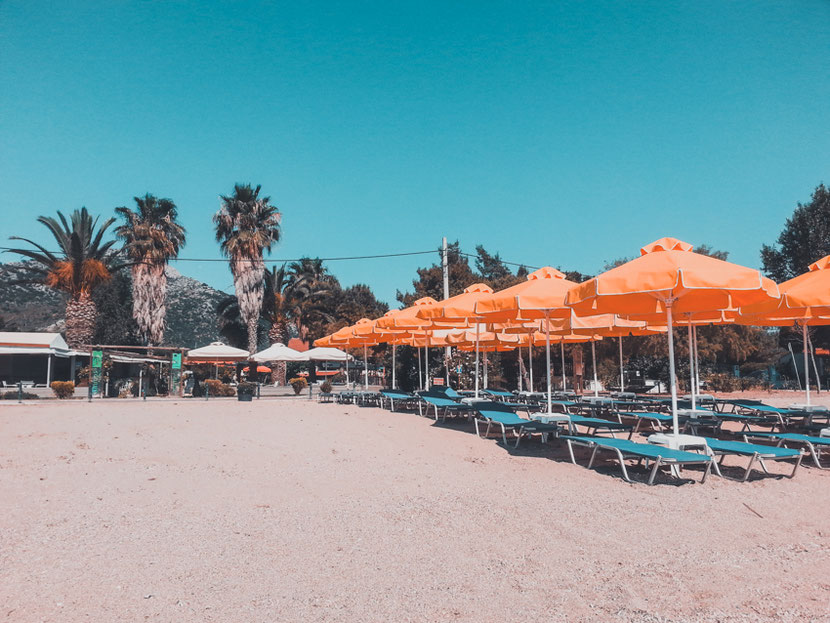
{"left": 252, "top": 342, "right": 307, "bottom": 362}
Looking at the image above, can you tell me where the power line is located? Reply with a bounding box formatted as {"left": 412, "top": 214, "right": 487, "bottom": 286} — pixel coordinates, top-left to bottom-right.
{"left": 1, "top": 245, "right": 541, "bottom": 270}
{"left": 0, "top": 247, "right": 438, "bottom": 264}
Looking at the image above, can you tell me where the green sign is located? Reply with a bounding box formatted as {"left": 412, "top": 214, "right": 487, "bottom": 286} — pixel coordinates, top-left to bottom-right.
{"left": 91, "top": 350, "right": 103, "bottom": 396}
{"left": 170, "top": 353, "right": 182, "bottom": 395}
{"left": 171, "top": 353, "right": 182, "bottom": 370}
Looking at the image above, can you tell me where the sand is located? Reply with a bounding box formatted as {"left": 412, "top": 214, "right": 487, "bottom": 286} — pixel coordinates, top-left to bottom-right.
{"left": 1, "top": 395, "right": 829, "bottom": 622}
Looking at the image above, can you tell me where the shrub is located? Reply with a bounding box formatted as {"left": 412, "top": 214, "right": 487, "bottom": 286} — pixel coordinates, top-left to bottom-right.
{"left": 204, "top": 379, "right": 235, "bottom": 397}
{"left": 705, "top": 373, "right": 740, "bottom": 392}
{"left": 50, "top": 381, "right": 75, "bottom": 399}
{"left": 331, "top": 372, "right": 346, "bottom": 384}
{"left": 237, "top": 381, "right": 256, "bottom": 396}
{"left": 289, "top": 377, "right": 308, "bottom": 395}
{"left": 1, "top": 390, "right": 39, "bottom": 400}
{"left": 320, "top": 380, "right": 333, "bottom": 394}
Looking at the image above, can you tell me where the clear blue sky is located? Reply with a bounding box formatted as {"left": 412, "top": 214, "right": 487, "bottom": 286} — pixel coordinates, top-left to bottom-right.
{"left": 2, "top": 1, "right": 828, "bottom": 305}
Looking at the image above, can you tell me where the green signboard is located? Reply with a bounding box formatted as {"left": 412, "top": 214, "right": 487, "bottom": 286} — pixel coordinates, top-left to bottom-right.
{"left": 170, "top": 352, "right": 182, "bottom": 394}
{"left": 91, "top": 350, "right": 103, "bottom": 396}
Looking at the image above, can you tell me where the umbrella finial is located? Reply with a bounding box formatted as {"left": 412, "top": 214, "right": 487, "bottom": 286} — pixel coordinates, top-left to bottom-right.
{"left": 640, "top": 237, "right": 693, "bottom": 255}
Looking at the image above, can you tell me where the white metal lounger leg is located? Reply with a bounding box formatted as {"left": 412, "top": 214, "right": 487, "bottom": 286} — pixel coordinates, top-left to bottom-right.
{"left": 587, "top": 444, "right": 600, "bottom": 469}
{"left": 566, "top": 439, "right": 578, "bottom": 464}
{"left": 741, "top": 454, "right": 759, "bottom": 482}
{"left": 614, "top": 448, "right": 633, "bottom": 483}
{"left": 647, "top": 457, "right": 663, "bottom": 485}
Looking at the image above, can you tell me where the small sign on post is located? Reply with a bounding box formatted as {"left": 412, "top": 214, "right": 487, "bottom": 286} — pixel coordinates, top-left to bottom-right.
{"left": 91, "top": 349, "right": 103, "bottom": 397}
{"left": 171, "top": 352, "right": 182, "bottom": 395}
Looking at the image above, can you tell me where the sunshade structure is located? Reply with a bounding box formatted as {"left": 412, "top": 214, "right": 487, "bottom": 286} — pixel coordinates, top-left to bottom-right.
{"left": 475, "top": 267, "right": 581, "bottom": 413}
{"left": 252, "top": 342, "right": 307, "bottom": 363}
{"left": 242, "top": 365, "right": 272, "bottom": 373}
{"left": 738, "top": 254, "right": 830, "bottom": 406}
{"left": 304, "top": 347, "right": 351, "bottom": 361}
{"left": 376, "top": 297, "right": 441, "bottom": 389}
{"left": 317, "top": 319, "right": 378, "bottom": 389}
{"left": 566, "top": 237, "right": 780, "bottom": 437}
{"left": 416, "top": 284, "right": 495, "bottom": 396}
{"left": 186, "top": 341, "right": 250, "bottom": 363}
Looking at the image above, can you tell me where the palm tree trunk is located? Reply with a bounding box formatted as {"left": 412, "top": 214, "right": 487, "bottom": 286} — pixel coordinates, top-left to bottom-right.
{"left": 147, "top": 263, "right": 166, "bottom": 346}
{"left": 65, "top": 293, "right": 97, "bottom": 348}
{"left": 268, "top": 322, "right": 288, "bottom": 385}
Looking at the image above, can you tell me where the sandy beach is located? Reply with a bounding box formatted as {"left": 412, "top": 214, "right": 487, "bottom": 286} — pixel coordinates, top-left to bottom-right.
{"left": 2, "top": 395, "right": 829, "bottom": 622}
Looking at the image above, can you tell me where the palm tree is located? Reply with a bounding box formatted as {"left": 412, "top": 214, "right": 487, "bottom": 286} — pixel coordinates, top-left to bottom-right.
{"left": 7, "top": 208, "right": 119, "bottom": 347}
{"left": 115, "top": 194, "right": 186, "bottom": 346}
{"left": 214, "top": 183, "right": 281, "bottom": 355}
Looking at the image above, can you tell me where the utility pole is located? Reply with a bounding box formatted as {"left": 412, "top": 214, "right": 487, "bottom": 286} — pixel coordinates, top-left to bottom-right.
{"left": 442, "top": 236, "right": 451, "bottom": 386}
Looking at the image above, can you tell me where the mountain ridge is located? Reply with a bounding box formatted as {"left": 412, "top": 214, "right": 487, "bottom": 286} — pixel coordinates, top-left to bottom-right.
{"left": 0, "top": 261, "right": 227, "bottom": 347}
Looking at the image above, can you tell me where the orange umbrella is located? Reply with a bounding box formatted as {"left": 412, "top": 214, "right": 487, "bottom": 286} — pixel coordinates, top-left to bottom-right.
{"left": 375, "top": 297, "right": 442, "bottom": 389}
{"left": 242, "top": 365, "right": 272, "bottom": 373}
{"left": 738, "top": 255, "right": 830, "bottom": 406}
{"left": 475, "top": 267, "right": 583, "bottom": 412}
{"left": 415, "top": 284, "right": 496, "bottom": 396}
{"left": 566, "top": 237, "right": 780, "bottom": 436}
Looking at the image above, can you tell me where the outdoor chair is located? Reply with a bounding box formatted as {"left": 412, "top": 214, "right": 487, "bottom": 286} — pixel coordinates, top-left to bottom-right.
{"left": 474, "top": 409, "right": 561, "bottom": 447}
{"left": 741, "top": 432, "right": 830, "bottom": 469}
{"left": 379, "top": 389, "right": 418, "bottom": 411}
{"left": 418, "top": 395, "right": 475, "bottom": 421}
{"left": 563, "top": 435, "right": 713, "bottom": 485}
{"left": 701, "top": 437, "right": 802, "bottom": 481}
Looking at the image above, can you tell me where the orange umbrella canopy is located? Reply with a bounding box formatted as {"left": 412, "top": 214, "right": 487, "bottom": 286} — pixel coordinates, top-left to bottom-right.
{"left": 566, "top": 237, "right": 780, "bottom": 316}
{"left": 242, "top": 365, "right": 272, "bottom": 373}
{"left": 375, "top": 297, "right": 439, "bottom": 330}
{"left": 416, "top": 283, "right": 494, "bottom": 325}
{"left": 739, "top": 254, "right": 830, "bottom": 323}
{"left": 546, "top": 313, "right": 667, "bottom": 337}
{"left": 475, "top": 267, "right": 580, "bottom": 321}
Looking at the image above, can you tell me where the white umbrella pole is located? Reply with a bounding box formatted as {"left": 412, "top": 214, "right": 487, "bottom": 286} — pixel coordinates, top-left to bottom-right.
{"left": 693, "top": 325, "right": 701, "bottom": 395}
{"left": 528, "top": 332, "right": 534, "bottom": 392}
{"left": 474, "top": 323, "right": 480, "bottom": 398}
{"left": 666, "top": 303, "right": 680, "bottom": 436}
{"left": 417, "top": 346, "right": 423, "bottom": 390}
{"left": 363, "top": 345, "right": 368, "bottom": 390}
{"left": 560, "top": 341, "right": 567, "bottom": 391}
{"left": 803, "top": 323, "right": 811, "bottom": 406}
{"left": 392, "top": 344, "right": 396, "bottom": 389}
{"left": 545, "top": 312, "right": 552, "bottom": 413}
{"left": 619, "top": 337, "right": 625, "bottom": 393}
{"left": 484, "top": 352, "right": 489, "bottom": 389}
{"left": 591, "top": 339, "right": 599, "bottom": 397}
{"left": 687, "top": 319, "right": 696, "bottom": 410}
{"left": 424, "top": 345, "right": 429, "bottom": 388}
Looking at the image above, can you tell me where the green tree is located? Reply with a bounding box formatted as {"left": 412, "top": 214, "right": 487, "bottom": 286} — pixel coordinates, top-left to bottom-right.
{"left": 214, "top": 183, "right": 281, "bottom": 354}
{"left": 7, "top": 207, "right": 120, "bottom": 347}
{"left": 92, "top": 270, "right": 141, "bottom": 346}
{"left": 761, "top": 183, "right": 830, "bottom": 281}
{"left": 115, "top": 194, "right": 186, "bottom": 346}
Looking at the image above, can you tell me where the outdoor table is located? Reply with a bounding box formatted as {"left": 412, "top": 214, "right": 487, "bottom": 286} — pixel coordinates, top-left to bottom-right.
{"left": 648, "top": 432, "right": 708, "bottom": 478}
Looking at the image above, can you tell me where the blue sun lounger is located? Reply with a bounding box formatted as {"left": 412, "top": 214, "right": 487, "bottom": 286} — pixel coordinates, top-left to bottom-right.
{"left": 701, "top": 437, "right": 802, "bottom": 481}
{"left": 563, "top": 436, "right": 713, "bottom": 485}
{"left": 474, "top": 409, "right": 561, "bottom": 447}
{"left": 418, "top": 395, "right": 475, "bottom": 421}
{"left": 536, "top": 413, "right": 633, "bottom": 438}
{"left": 379, "top": 389, "right": 418, "bottom": 411}
{"left": 482, "top": 388, "right": 515, "bottom": 400}
{"left": 618, "top": 411, "right": 674, "bottom": 433}
{"left": 740, "top": 432, "right": 830, "bottom": 469}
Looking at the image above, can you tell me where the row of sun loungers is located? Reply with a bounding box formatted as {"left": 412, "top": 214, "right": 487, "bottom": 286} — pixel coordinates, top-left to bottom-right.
{"left": 323, "top": 386, "right": 827, "bottom": 484}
